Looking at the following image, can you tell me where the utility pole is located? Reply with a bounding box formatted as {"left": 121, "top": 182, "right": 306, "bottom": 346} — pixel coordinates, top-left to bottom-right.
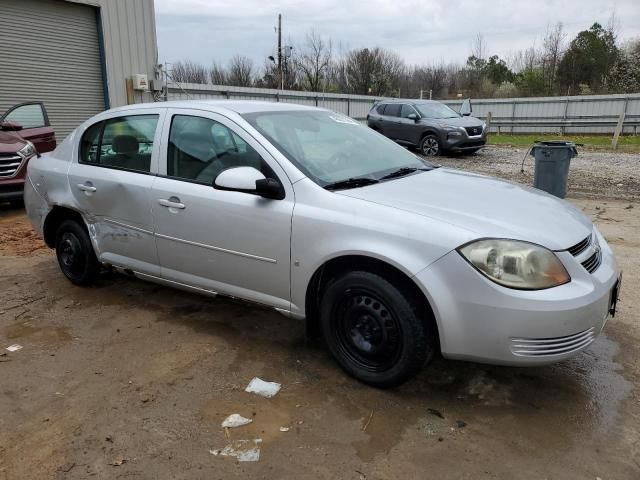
{"left": 278, "top": 13, "right": 283, "bottom": 90}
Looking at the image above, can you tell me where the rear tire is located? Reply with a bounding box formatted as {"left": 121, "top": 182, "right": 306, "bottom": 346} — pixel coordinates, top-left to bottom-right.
{"left": 420, "top": 135, "right": 441, "bottom": 156}
{"left": 320, "top": 271, "right": 436, "bottom": 388}
{"left": 55, "top": 219, "right": 99, "bottom": 286}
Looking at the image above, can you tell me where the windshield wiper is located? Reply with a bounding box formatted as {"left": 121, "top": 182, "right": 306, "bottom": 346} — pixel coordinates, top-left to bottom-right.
{"left": 324, "top": 177, "right": 379, "bottom": 191}
{"left": 379, "top": 166, "right": 429, "bottom": 181}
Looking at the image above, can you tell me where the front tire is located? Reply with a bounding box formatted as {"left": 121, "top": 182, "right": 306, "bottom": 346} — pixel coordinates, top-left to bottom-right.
{"left": 55, "top": 219, "right": 99, "bottom": 286}
{"left": 320, "top": 271, "right": 436, "bottom": 388}
{"left": 420, "top": 134, "right": 441, "bottom": 156}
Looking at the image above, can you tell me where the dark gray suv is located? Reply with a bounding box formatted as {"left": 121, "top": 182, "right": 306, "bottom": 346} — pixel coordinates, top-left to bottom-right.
{"left": 367, "top": 100, "right": 487, "bottom": 156}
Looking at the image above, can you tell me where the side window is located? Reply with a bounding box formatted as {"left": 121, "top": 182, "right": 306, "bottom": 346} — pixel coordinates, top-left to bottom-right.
{"left": 98, "top": 115, "right": 158, "bottom": 173}
{"left": 4, "top": 103, "right": 46, "bottom": 129}
{"left": 375, "top": 104, "right": 387, "bottom": 114}
{"left": 401, "top": 104, "right": 417, "bottom": 118}
{"left": 167, "top": 115, "right": 264, "bottom": 185}
{"left": 80, "top": 122, "right": 103, "bottom": 164}
{"left": 384, "top": 104, "right": 401, "bottom": 117}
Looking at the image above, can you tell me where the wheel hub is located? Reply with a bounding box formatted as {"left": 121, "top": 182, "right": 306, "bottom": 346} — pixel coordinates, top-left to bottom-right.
{"left": 333, "top": 292, "right": 403, "bottom": 372}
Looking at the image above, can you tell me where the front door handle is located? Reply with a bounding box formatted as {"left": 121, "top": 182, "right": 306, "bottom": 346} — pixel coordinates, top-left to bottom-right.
{"left": 77, "top": 183, "right": 97, "bottom": 193}
{"left": 158, "top": 198, "right": 185, "bottom": 210}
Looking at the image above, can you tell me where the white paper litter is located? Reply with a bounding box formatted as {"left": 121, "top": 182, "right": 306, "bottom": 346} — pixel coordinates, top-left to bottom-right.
{"left": 6, "top": 344, "right": 23, "bottom": 352}
{"left": 210, "top": 439, "right": 262, "bottom": 462}
{"left": 221, "top": 414, "right": 253, "bottom": 428}
{"left": 279, "top": 426, "right": 290, "bottom": 432}
{"left": 245, "top": 377, "right": 281, "bottom": 398}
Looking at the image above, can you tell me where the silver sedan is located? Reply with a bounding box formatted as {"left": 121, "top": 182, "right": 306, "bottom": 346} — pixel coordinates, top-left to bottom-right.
{"left": 24, "top": 101, "right": 621, "bottom": 387}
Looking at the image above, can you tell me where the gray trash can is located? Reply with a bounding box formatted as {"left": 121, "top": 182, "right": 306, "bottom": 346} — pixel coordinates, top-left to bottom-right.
{"left": 529, "top": 140, "right": 578, "bottom": 198}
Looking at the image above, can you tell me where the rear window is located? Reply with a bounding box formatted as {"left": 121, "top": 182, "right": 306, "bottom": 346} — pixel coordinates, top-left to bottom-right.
{"left": 384, "top": 104, "right": 401, "bottom": 117}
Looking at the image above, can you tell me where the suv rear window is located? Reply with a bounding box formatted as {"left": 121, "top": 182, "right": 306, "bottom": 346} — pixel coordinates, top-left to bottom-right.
{"left": 384, "top": 104, "right": 401, "bottom": 117}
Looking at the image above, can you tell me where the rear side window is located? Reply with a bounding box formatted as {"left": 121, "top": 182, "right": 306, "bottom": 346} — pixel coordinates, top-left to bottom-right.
{"left": 79, "top": 115, "right": 159, "bottom": 174}
{"left": 384, "top": 104, "right": 401, "bottom": 117}
{"left": 167, "top": 115, "right": 266, "bottom": 185}
{"left": 375, "top": 104, "right": 386, "bottom": 114}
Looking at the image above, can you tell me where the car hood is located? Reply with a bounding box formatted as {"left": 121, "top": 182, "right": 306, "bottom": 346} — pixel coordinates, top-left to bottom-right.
{"left": 421, "top": 116, "right": 483, "bottom": 128}
{"left": 0, "top": 130, "right": 26, "bottom": 154}
{"left": 338, "top": 168, "right": 592, "bottom": 251}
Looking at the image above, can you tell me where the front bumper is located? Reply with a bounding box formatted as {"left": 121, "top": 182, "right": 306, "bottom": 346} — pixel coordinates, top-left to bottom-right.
{"left": 443, "top": 130, "right": 487, "bottom": 151}
{"left": 415, "top": 230, "right": 619, "bottom": 365}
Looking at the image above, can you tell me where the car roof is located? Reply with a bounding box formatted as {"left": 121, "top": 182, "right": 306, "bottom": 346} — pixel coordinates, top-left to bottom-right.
{"left": 377, "top": 100, "right": 441, "bottom": 105}
{"left": 103, "top": 100, "right": 321, "bottom": 116}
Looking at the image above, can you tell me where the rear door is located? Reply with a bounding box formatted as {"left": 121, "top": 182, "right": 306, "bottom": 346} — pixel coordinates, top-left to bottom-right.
{"left": 1, "top": 103, "right": 56, "bottom": 153}
{"left": 67, "top": 109, "right": 165, "bottom": 275}
{"left": 380, "top": 103, "right": 401, "bottom": 138}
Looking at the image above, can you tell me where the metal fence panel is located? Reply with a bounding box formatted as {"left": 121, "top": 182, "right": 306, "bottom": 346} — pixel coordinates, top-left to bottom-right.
{"left": 166, "top": 83, "right": 640, "bottom": 135}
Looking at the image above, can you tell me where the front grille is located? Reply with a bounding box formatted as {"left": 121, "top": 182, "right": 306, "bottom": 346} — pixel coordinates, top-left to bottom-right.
{"left": 0, "top": 154, "right": 23, "bottom": 178}
{"left": 511, "top": 327, "right": 595, "bottom": 357}
{"left": 582, "top": 249, "right": 602, "bottom": 273}
{"left": 567, "top": 235, "right": 591, "bottom": 256}
{"left": 464, "top": 126, "right": 483, "bottom": 136}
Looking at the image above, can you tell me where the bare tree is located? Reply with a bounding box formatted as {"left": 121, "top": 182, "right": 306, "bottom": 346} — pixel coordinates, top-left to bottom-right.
{"left": 471, "top": 33, "right": 486, "bottom": 61}
{"left": 227, "top": 55, "right": 254, "bottom": 87}
{"left": 209, "top": 62, "right": 228, "bottom": 85}
{"left": 542, "top": 22, "right": 566, "bottom": 92}
{"left": 345, "top": 47, "right": 404, "bottom": 96}
{"left": 170, "top": 60, "right": 208, "bottom": 84}
{"left": 295, "top": 30, "right": 332, "bottom": 91}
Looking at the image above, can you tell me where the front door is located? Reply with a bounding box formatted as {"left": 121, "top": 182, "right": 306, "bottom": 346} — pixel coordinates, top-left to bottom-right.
{"left": 67, "top": 111, "right": 164, "bottom": 275}
{"left": 396, "top": 104, "right": 423, "bottom": 145}
{"left": 151, "top": 109, "right": 294, "bottom": 310}
{"left": 1, "top": 102, "right": 56, "bottom": 153}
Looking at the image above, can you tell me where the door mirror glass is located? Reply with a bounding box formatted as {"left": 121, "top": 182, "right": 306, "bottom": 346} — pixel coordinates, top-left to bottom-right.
{"left": 0, "top": 120, "right": 23, "bottom": 131}
{"left": 460, "top": 98, "right": 472, "bottom": 116}
{"left": 406, "top": 113, "right": 418, "bottom": 121}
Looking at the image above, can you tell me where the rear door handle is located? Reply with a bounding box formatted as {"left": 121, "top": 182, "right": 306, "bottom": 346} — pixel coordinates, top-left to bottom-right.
{"left": 77, "top": 183, "right": 97, "bottom": 193}
{"left": 158, "top": 198, "right": 185, "bottom": 209}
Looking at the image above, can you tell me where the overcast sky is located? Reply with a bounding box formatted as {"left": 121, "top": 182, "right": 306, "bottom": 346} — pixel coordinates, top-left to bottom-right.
{"left": 155, "top": 0, "right": 640, "bottom": 70}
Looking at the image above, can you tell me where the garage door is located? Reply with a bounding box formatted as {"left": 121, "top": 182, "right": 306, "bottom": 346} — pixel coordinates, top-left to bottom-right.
{"left": 0, "top": 0, "right": 106, "bottom": 139}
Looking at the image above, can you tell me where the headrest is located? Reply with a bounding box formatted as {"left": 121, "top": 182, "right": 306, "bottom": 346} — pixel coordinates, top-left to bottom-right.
{"left": 112, "top": 135, "right": 139, "bottom": 154}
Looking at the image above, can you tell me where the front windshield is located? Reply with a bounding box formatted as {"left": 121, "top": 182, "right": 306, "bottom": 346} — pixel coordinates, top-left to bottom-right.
{"left": 242, "top": 110, "right": 434, "bottom": 186}
{"left": 415, "top": 103, "right": 460, "bottom": 119}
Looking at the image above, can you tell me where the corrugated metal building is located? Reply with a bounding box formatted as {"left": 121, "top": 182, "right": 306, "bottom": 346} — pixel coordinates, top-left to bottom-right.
{"left": 0, "top": 0, "right": 158, "bottom": 137}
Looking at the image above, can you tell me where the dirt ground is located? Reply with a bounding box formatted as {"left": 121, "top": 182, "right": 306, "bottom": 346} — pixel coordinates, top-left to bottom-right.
{"left": 1, "top": 149, "right": 639, "bottom": 479}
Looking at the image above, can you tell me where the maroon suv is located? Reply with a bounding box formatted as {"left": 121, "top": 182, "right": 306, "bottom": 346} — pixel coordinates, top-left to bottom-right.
{"left": 0, "top": 102, "right": 56, "bottom": 206}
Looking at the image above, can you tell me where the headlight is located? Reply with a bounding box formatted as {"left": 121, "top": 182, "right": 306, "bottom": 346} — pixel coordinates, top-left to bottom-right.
{"left": 17, "top": 141, "right": 37, "bottom": 159}
{"left": 458, "top": 239, "right": 570, "bottom": 290}
{"left": 438, "top": 123, "right": 464, "bottom": 131}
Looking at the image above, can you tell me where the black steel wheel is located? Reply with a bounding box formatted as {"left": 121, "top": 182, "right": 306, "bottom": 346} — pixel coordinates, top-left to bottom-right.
{"left": 55, "top": 219, "right": 99, "bottom": 286}
{"left": 320, "top": 271, "right": 436, "bottom": 388}
{"left": 420, "top": 134, "right": 441, "bottom": 156}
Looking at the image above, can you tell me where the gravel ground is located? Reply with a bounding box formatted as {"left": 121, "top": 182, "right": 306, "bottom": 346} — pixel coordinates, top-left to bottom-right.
{"left": 0, "top": 150, "right": 639, "bottom": 479}
{"left": 429, "top": 146, "right": 640, "bottom": 202}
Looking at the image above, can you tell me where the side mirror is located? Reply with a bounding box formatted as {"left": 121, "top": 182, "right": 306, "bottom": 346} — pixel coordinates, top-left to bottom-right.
{"left": 0, "top": 120, "right": 23, "bottom": 131}
{"left": 214, "top": 166, "right": 284, "bottom": 200}
{"left": 460, "top": 98, "right": 472, "bottom": 117}
{"left": 407, "top": 113, "right": 418, "bottom": 121}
